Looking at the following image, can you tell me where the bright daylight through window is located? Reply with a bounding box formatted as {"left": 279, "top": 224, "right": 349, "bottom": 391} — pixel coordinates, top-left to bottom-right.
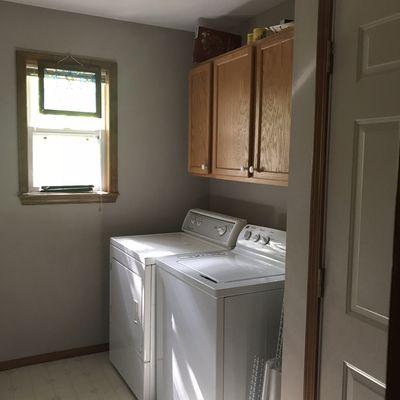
{"left": 27, "top": 67, "right": 105, "bottom": 191}
{"left": 17, "top": 51, "right": 118, "bottom": 205}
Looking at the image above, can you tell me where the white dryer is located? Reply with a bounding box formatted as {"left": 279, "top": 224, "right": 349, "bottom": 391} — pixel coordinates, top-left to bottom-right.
{"left": 155, "top": 224, "right": 286, "bottom": 400}
{"left": 109, "top": 209, "right": 246, "bottom": 400}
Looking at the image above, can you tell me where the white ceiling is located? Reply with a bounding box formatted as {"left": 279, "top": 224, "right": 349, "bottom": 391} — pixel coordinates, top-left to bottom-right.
{"left": 7, "top": 0, "right": 286, "bottom": 31}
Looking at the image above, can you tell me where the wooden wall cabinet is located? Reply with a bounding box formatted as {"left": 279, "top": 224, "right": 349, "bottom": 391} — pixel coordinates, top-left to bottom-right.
{"left": 188, "top": 62, "right": 212, "bottom": 175}
{"left": 212, "top": 46, "right": 254, "bottom": 178}
{"left": 253, "top": 29, "right": 293, "bottom": 185}
{"left": 188, "top": 28, "right": 294, "bottom": 186}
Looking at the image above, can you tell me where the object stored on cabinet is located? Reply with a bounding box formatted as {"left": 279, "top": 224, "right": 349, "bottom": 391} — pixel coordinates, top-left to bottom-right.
{"left": 193, "top": 26, "right": 242, "bottom": 63}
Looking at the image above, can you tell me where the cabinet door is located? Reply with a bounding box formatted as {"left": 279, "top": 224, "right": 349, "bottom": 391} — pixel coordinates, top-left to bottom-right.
{"left": 212, "top": 46, "right": 254, "bottom": 178}
{"left": 253, "top": 29, "right": 294, "bottom": 185}
{"left": 188, "top": 63, "right": 212, "bottom": 175}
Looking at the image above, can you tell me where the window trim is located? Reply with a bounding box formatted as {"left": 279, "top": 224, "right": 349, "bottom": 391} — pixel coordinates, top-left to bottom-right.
{"left": 16, "top": 49, "right": 118, "bottom": 205}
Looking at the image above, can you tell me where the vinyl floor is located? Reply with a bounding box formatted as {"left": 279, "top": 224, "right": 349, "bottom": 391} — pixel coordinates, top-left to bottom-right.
{"left": 0, "top": 352, "right": 137, "bottom": 400}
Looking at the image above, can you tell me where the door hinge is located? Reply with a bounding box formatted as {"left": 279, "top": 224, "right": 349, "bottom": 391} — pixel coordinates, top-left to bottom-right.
{"left": 317, "top": 267, "right": 326, "bottom": 299}
{"left": 326, "top": 40, "right": 334, "bottom": 75}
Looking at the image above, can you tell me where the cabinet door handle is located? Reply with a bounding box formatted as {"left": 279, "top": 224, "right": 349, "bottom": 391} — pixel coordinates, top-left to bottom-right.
{"left": 201, "top": 164, "right": 208, "bottom": 171}
{"left": 240, "top": 165, "right": 254, "bottom": 173}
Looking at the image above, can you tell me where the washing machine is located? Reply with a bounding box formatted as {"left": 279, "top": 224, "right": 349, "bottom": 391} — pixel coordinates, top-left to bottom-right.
{"left": 155, "top": 224, "right": 286, "bottom": 400}
{"left": 109, "top": 209, "right": 246, "bottom": 400}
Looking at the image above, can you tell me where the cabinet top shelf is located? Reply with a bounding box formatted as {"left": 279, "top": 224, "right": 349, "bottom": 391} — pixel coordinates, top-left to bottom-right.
{"left": 192, "top": 26, "right": 294, "bottom": 68}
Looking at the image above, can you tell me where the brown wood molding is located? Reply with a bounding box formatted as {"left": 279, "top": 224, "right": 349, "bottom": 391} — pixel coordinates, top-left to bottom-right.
{"left": 386, "top": 156, "right": 400, "bottom": 400}
{"left": 189, "top": 172, "right": 288, "bottom": 187}
{"left": 19, "top": 191, "right": 119, "bottom": 205}
{"left": 0, "top": 343, "right": 109, "bottom": 371}
{"left": 303, "top": 0, "right": 334, "bottom": 399}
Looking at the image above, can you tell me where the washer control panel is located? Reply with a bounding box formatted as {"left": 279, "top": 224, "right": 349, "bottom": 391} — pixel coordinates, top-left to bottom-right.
{"left": 237, "top": 224, "right": 286, "bottom": 262}
{"left": 182, "top": 209, "right": 247, "bottom": 248}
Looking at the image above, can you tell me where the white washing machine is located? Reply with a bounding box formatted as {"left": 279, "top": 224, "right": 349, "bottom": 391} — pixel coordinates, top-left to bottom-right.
{"left": 109, "top": 209, "right": 246, "bottom": 400}
{"left": 155, "top": 224, "right": 286, "bottom": 400}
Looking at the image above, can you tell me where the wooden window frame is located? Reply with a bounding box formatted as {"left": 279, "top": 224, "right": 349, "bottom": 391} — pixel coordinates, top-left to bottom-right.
{"left": 16, "top": 50, "right": 118, "bottom": 205}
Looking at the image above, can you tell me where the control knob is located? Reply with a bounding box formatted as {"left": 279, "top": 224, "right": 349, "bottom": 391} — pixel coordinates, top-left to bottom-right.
{"left": 243, "top": 230, "right": 252, "bottom": 240}
{"left": 216, "top": 226, "right": 227, "bottom": 236}
{"left": 252, "top": 233, "right": 260, "bottom": 242}
{"left": 260, "top": 236, "right": 271, "bottom": 245}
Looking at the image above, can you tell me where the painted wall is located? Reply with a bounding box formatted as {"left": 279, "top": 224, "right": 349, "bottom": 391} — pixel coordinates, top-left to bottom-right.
{"left": 0, "top": 1, "right": 208, "bottom": 361}
{"left": 208, "top": 0, "right": 295, "bottom": 230}
{"left": 281, "top": 0, "right": 319, "bottom": 398}
{"left": 239, "top": 0, "right": 295, "bottom": 38}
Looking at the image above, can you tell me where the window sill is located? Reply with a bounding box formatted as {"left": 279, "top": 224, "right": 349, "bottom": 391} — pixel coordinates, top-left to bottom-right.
{"left": 19, "top": 191, "right": 119, "bottom": 205}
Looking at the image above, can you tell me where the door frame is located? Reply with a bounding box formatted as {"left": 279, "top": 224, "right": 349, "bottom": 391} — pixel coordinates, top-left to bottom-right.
{"left": 303, "top": 0, "right": 400, "bottom": 399}
{"left": 386, "top": 160, "right": 400, "bottom": 400}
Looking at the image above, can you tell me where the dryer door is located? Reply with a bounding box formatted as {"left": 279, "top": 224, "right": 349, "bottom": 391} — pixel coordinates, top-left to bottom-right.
{"left": 109, "top": 258, "right": 144, "bottom": 398}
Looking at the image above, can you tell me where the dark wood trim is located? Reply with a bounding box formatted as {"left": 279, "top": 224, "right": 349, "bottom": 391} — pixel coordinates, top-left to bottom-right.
{"left": 0, "top": 343, "right": 109, "bottom": 371}
{"left": 303, "top": 0, "right": 334, "bottom": 399}
{"left": 16, "top": 51, "right": 29, "bottom": 195}
{"left": 19, "top": 191, "right": 118, "bottom": 205}
{"left": 189, "top": 172, "right": 289, "bottom": 186}
{"left": 386, "top": 156, "right": 400, "bottom": 400}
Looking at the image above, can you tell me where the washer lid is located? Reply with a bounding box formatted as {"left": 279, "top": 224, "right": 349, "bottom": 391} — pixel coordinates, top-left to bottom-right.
{"left": 178, "top": 252, "right": 283, "bottom": 284}
{"left": 157, "top": 251, "right": 285, "bottom": 298}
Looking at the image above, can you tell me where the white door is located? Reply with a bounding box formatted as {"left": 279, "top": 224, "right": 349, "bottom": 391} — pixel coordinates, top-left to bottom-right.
{"left": 319, "top": 1, "right": 400, "bottom": 399}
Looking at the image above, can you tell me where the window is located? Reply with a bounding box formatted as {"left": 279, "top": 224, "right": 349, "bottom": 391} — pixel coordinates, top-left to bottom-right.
{"left": 16, "top": 51, "right": 118, "bottom": 205}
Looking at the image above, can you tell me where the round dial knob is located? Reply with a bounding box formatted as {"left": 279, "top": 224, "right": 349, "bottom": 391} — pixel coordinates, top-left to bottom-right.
{"left": 243, "top": 230, "right": 252, "bottom": 240}
{"left": 216, "top": 226, "right": 227, "bottom": 236}
{"left": 260, "top": 236, "right": 271, "bottom": 245}
{"left": 252, "top": 233, "right": 260, "bottom": 242}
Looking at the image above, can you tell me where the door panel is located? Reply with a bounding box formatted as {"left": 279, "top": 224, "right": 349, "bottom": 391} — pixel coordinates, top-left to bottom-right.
{"left": 110, "top": 259, "right": 144, "bottom": 358}
{"left": 320, "top": 1, "right": 400, "bottom": 399}
{"left": 253, "top": 29, "right": 293, "bottom": 184}
{"left": 348, "top": 119, "right": 399, "bottom": 325}
{"left": 212, "top": 46, "right": 254, "bottom": 177}
{"left": 343, "top": 363, "right": 386, "bottom": 400}
{"left": 188, "top": 63, "right": 212, "bottom": 175}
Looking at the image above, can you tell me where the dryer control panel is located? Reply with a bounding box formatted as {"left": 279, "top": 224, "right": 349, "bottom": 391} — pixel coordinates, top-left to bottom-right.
{"left": 182, "top": 209, "right": 246, "bottom": 249}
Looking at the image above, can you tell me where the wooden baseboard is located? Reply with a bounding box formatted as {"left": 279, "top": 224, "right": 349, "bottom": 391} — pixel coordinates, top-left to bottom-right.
{"left": 0, "top": 343, "right": 109, "bottom": 371}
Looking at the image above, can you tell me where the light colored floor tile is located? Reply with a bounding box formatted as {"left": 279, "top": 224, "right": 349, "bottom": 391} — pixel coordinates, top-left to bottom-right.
{"left": 0, "top": 352, "right": 137, "bottom": 400}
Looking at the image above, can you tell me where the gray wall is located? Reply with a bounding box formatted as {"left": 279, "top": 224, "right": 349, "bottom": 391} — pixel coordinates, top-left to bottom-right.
{"left": 281, "top": 0, "right": 319, "bottom": 398}
{"left": 208, "top": 0, "right": 295, "bottom": 231}
{"left": 0, "top": 1, "right": 208, "bottom": 362}
{"left": 239, "top": 0, "right": 295, "bottom": 37}
{"left": 209, "top": 180, "right": 287, "bottom": 229}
